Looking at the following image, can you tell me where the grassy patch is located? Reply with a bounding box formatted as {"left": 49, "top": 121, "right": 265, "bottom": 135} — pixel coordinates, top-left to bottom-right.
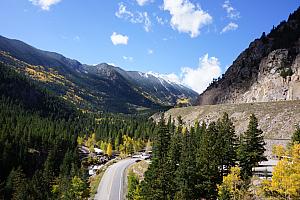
{"left": 128, "top": 160, "right": 149, "bottom": 181}
{"left": 89, "top": 170, "right": 105, "bottom": 198}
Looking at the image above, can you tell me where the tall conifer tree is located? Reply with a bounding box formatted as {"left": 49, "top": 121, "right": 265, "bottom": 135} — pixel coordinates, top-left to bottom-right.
{"left": 141, "top": 114, "right": 171, "bottom": 200}
{"left": 238, "top": 114, "right": 266, "bottom": 180}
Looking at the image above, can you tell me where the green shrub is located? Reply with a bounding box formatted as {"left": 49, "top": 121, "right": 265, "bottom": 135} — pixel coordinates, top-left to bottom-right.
{"left": 280, "top": 67, "right": 293, "bottom": 78}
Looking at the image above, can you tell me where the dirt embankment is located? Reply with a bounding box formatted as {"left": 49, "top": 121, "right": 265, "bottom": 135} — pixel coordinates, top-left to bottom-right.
{"left": 153, "top": 100, "right": 300, "bottom": 157}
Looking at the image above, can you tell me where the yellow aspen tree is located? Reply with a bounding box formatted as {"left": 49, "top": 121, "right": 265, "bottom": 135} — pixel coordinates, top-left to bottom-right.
{"left": 218, "top": 166, "right": 244, "bottom": 200}
{"left": 86, "top": 133, "right": 97, "bottom": 152}
{"left": 106, "top": 143, "right": 113, "bottom": 157}
{"left": 77, "top": 136, "right": 84, "bottom": 146}
{"left": 272, "top": 145, "right": 286, "bottom": 159}
{"left": 262, "top": 144, "right": 300, "bottom": 199}
{"left": 182, "top": 126, "right": 187, "bottom": 135}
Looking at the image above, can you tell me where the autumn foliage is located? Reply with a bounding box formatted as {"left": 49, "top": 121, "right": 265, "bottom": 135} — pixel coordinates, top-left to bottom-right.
{"left": 261, "top": 144, "right": 300, "bottom": 199}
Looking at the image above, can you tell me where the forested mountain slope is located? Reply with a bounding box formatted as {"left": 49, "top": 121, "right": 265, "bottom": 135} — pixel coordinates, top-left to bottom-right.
{"left": 0, "top": 36, "right": 198, "bottom": 113}
{"left": 0, "top": 63, "right": 88, "bottom": 199}
{"left": 0, "top": 63, "right": 159, "bottom": 199}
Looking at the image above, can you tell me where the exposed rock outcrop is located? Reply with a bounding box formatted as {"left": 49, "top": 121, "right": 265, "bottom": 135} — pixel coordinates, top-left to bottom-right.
{"left": 239, "top": 50, "right": 300, "bottom": 102}
{"left": 198, "top": 7, "right": 300, "bottom": 105}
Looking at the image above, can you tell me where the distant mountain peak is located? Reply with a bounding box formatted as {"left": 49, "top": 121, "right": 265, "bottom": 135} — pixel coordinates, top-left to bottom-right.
{"left": 142, "top": 71, "right": 183, "bottom": 86}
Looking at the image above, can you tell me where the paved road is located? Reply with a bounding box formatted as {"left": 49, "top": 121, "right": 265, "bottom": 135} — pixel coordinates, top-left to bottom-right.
{"left": 94, "top": 158, "right": 137, "bottom": 200}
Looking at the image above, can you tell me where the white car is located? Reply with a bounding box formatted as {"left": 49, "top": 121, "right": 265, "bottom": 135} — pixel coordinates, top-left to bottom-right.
{"left": 140, "top": 153, "right": 150, "bottom": 160}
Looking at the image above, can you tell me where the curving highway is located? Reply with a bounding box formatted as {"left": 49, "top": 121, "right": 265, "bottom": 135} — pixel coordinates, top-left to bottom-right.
{"left": 94, "top": 158, "right": 137, "bottom": 200}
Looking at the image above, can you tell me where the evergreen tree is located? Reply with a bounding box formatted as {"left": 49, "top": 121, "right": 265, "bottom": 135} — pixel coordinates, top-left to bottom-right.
{"left": 175, "top": 129, "right": 197, "bottom": 199}
{"left": 141, "top": 115, "right": 171, "bottom": 200}
{"left": 166, "top": 132, "right": 182, "bottom": 199}
{"left": 127, "top": 171, "right": 140, "bottom": 200}
{"left": 5, "top": 167, "right": 28, "bottom": 200}
{"left": 216, "top": 113, "right": 238, "bottom": 176}
{"left": 30, "top": 170, "right": 46, "bottom": 200}
{"left": 43, "top": 149, "right": 56, "bottom": 191}
{"left": 196, "top": 122, "right": 222, "bottom": 199}
{"left": 238, "top": 114, "right": 266, "bottom": 180}
{"left": 291, "top": 125, "right": 300, "bottom": 143}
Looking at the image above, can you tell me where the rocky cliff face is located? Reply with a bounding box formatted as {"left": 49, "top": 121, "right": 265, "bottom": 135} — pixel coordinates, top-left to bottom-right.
{"left": 239, "top": 50, "right": 300, "bottom": 103}
{"left": 198, "top": 7, "right": 300, "bottom": 105}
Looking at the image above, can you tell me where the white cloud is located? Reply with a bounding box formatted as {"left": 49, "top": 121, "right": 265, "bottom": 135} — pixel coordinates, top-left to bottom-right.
{"left": 147, "top": 49, "right": 154, "bottom": 55}
{"left": 110, "top": 32, "right": 129, "bottom": 45}
{"left": 222, "top": 0, "right": 240, "bottom": 20}
{"left": 136, "top": 0, "right": 153, "bottom": 6}
{"left": 115, "top": 3, "right": 152, "bottom": 32}
{"left": 143, "top": 12, "right": 151, "bottom": 32}
{"left": 29, "top": 0, "right": 61, "bottom": 10}
{"left": 156, "top": 16, "right": 168, "bottom": 25}
{"left": 163, "top": 0, "right": 212, "bottom": 38}
{"left": 154, "top": 54, "right": 221, "bottom": 93}
{"left": 161, "top": 73, "right": 181, "bottom": 84}
{"left": 115, "top": 2, "right": 134, "bottom": 19}
{"left": 221, "top": 22, "right": 238, "bottom": 33}
{"left": 122, "top": 56, "right": 134, "bottom": 62}
{"left": 180, "top": 54, "right": 221, "bottom": 93}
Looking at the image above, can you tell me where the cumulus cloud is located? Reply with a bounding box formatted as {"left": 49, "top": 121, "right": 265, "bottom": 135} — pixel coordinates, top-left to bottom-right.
{"left": 163, "top": 0, "right": 212, "bottom": 38}
{"left": 155, "top": 54, "right": 221, "bottom": 93}
{"left": 136, "top": 0, "right": 153, "bottom": 6}
{"left": 222, "top": 0, "right": 240, "bottom": 20}
{"left": 115, "top": 3, "right": 152, "bottom": 32}
{"left": 29, "top": 0, "right": 61, "bottom": 10}
{"left": 180, "top": 54, "right": 221, "bottom": 93}
{"left": 150, "top": 54, "right": 221, "bottom": 93}
{"left": 161, "top": 73, "right": 182, "bottom": 84}
{"left": 110, "top": 32, "right": 129, "bottom": 45}
{"left": 221, "top": 22, "right": 238, "bottom": 33}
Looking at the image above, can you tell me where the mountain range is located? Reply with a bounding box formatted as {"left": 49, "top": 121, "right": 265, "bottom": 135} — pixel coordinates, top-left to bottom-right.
{"left": 0, "top": 35, "right": 198, "bottom": 113}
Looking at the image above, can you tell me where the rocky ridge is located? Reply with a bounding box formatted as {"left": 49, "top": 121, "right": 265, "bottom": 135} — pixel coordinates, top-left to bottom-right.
{"left": 198, "top": 7, "right": 300, "bottom": 105}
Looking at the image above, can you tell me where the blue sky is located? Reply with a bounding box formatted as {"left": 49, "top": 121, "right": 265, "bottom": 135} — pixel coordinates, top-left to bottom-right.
{"left": 0, "top": 0, "right": 299, "bottom": 93}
